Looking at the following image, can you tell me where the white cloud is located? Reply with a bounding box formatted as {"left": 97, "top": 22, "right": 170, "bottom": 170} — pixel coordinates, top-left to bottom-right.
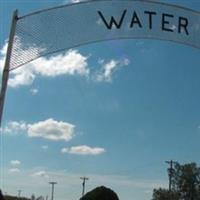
{"left": 194, "top": 23, "right": 200, "bottom": 31}
{"left": 61, "top": 148, "right": 68, "bottom": 153}
{"left": 31, "top": 170, "right": 49, "bottom": 178}
{"left": 61, "top": 145, "right": 105, "bottom": 155}
{"left": 145, "top": 190, "right": 153, "bottom": 194}
{"left": 123, "top": 58, "right": 130, "bottom": 65}
{"left": 99, "top": 60, "right": 118, "bottom": 82}
{"left": 30, "top": 88, "right": 38, "bottom": 95}
{"left": 64, "top": 0, "right": 85, "bottom": 4}
{"left": 71, "top": 0, "right": 81, "bottom": 3}
{"left": 41, "top": 145, "right": 48, "bottom": 150}
{"left": 8, "top": 67, "right": 36, "bottom": 87}
{"left": 9, "top": 50, "right": 89, "bottom": 88}
{"left": 96, "top": 18, "right": 104, "bottom": 26}
{"left": 0, "top": 41, "right": 35, "bottom": 87}
{"left": 27, "top": 118, "right": 75, "bottom": 141}
{"left": 3, "top": 121, "right": 27, "bottom": 134}
{"left": 32, "top": 50, "right": 89, "bottom": 77}
{"left": 0, "top": 40, "right": 89, "bottom": 88}
{"left": 95, "top": 58, "right": 130, "bottom": 82}
{"left": 9, "top": 168, "right": 20, "bottom": 173}
{"left": 97, "top": 58, "right": 105, "bottom": 65}
{"left": 0, "top": 42, "right": 7, "bottom": 74}
{"left": 170, "top": 25, "right": 177, "bottom": 30}
{"left": 3, "top": 119, "right": 75, "bottom": 142}
{"left": 63, "top": 0, "right": 90, "bottom": 4}
{"left": 10, "top": 160, "right": 21, "bottom": 166}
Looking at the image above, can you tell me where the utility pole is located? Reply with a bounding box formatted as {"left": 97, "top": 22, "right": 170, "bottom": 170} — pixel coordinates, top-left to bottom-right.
{"left": 18, "top": 190, "right": 22, "bottom": 197}
{"left": 80, "top": 177, "right": 89, "bottom": 197}
{"left": 49, "top": 182, "right": 57, "bottom": 200}
{"left": 165, "top": 160, "right": 177, "bottom": 191}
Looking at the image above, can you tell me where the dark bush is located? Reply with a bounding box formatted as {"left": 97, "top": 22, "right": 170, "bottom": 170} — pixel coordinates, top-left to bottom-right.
{"left": 4, "top": 195, "right": 30, "bottom": 200}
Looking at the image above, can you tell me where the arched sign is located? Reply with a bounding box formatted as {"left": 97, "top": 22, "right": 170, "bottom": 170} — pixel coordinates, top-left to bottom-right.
{"left": 10, "top": 0, "right": 200, "bottom": 70}
{"left": 0, "top": 0, "right": 200, "bottom": 124}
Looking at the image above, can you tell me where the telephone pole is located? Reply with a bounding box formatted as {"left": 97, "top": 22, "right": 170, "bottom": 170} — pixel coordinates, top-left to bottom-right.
{"left": 18, "top": 190, "right": 22, "bottom": 197}
{"left": 80, "top": 177, "right": 89, "bottom": 197}
{"left": 49, "top": 182, "right": 57, "bottom": 200}
{"left": 165, "top": 160, "right": 177, "bottom": 191}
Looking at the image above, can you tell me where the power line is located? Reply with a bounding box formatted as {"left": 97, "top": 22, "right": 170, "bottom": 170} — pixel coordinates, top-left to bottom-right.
{"left": 49, "top": 182, "right": 57, "bottom": 200}
{"left": 165, "top": 160, "right": 177, "bottom": 191}
{"left": 80, "top": 177, "right": 89, "bottom": 197}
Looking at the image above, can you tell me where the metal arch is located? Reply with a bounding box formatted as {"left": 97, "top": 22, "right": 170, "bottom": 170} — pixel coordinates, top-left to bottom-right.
{"left": 18, "top": 0, "right": 200, "bottom": 19}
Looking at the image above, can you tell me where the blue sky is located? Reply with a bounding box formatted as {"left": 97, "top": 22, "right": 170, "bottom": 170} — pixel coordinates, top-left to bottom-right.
{"left": 0, "top": 0, "right": 200, "bottom": 200}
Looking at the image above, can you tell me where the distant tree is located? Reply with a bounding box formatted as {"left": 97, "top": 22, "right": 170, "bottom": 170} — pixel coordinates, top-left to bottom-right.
{"left": 173, "top": 163, "right": 200, "bottom": 200}
{"left": 152, "top": 162, "right": 200, "bottom": 200}
{"left": 152, "top": 188, "right": 179, "bottom": 200}
{"left": 80, "top": 186, "right": 119, "bottom": 200}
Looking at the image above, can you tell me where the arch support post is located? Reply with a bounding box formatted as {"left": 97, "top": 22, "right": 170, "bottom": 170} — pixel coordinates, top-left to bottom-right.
{"left": 0, "top": 10, "right": 18, "bottom": 127}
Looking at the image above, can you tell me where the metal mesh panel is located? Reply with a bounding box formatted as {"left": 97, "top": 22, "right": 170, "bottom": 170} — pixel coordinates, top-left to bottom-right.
{"left": 9, "top": 0, "right": 200, "bottom": 70}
